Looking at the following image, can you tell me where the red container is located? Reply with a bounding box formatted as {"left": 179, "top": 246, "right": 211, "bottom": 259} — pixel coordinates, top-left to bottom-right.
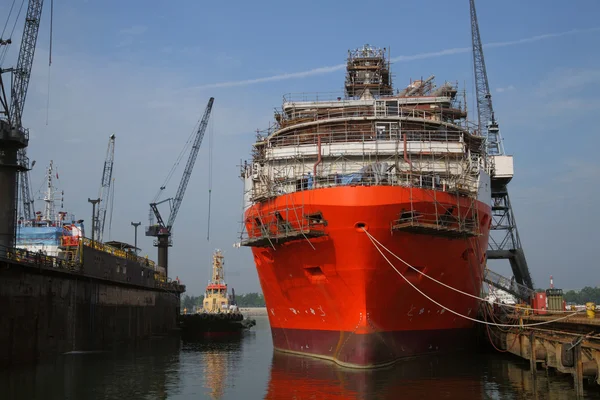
{"left": 532, "top": 292, "right": 547, "bottom": 315}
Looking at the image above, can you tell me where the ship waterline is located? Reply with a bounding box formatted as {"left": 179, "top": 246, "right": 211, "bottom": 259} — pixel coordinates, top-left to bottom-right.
{"left": 244, "top": 186, "right": 490, "bottom": 367}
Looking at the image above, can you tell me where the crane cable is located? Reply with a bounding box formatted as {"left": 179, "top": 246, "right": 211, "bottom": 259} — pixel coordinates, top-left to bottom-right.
{"left": 1, "top": 0, "right": 17, "bottom": 40}
{"left": 152, "top": 116, "right": 202, "bottom": 203}
{"left": 45, "top": 0, "right": 53, "bottom": 125}
{"left": 362, "top": 228, "right": 584, "bottom": 327}
{"left": 363, "top": 228, "right": 576, "bottom": 314}
{"left": 0, "top": 0, "right": 25, "bottom": 66}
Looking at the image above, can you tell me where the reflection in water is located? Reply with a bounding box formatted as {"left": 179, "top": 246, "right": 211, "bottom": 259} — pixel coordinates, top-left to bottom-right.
{"left": 181, "top": 336, "right": 245, "bottom": 399}
{"left": 0, "top": 336, "right": 183, "bottom": 400}
{"left": 488, "top": 353, "right": 600, "bottom": 400}
{"left": 265, "top": 351, "right": 485, "bottom": 400}
{"left": 265, "top": 349, "right": 600, "bottom": 400}
{"left": 1, "top": 316, "right": 599, "bottom": 399}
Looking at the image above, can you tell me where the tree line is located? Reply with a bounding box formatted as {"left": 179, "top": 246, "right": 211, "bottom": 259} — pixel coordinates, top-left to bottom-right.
{"left": 562, "top": 287, "right": 600, "bottom": 304}
{"left": 181, "top": 292, "right": 266, "bottom": 310}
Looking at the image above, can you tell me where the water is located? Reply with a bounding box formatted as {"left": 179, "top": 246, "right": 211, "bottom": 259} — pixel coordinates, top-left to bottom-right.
{"left": 1, "top": 316, "right": 598, "bottom": 399}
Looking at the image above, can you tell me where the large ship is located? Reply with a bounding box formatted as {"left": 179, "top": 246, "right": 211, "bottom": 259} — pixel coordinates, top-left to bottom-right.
{"left": 239, "top": 45, "right": 493, "bottom": 368}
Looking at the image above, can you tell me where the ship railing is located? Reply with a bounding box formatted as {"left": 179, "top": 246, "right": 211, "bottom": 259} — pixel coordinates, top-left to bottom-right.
{"left": 155, "top": 280, "right": 185, "bottom": 292}
{"left": 391, "top": 210, "right": 480, "bottom": 238}
{"left": 0, "top": 243, "right": 81, "bottom": 272}
{"left": 240, "top": 207, "right": 327, "bottom": 247}
{"left": 81, "top": 238, "right": 156, "bottom": 269}
{"left": 278, "top": 96, "right": 466, "bottom": 122}
{"left": 250, "top": 171, "right": 479, "bottom": 203}
{"left": 282, "top": 92, "right": 349, "bottom": 103}
{"left": 264, "top": 129, "right": 466, "bottom": 148}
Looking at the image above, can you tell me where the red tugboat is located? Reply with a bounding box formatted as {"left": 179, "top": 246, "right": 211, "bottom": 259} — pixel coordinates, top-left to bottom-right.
{"left": 239, "top": 45, "right": 492, "bottom": 368}
{"left": 179, "top": 250, "right": 256, "bottom": 338}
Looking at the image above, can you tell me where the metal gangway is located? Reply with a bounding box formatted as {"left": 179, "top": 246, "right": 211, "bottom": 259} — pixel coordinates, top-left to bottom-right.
{"left": 483, "top": 268, "right": 535, "bottom": 302}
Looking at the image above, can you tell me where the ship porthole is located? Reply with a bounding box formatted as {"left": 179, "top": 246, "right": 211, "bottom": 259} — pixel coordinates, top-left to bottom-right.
{"left": 355, "top": 222, "right": 368, "bottom": 232}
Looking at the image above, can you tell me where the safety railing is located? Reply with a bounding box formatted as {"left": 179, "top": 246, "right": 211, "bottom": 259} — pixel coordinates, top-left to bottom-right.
{"left": 0, "top": 244, "right": 81, "bottom": 272}
{"left": 278, "top": 104, "right": 459, "bottom": 128}
{"left": 240, "top": 207, "right": 327, "bottom": 247}
{"left": 264, "top": 130, "right": 466, "bottom": 148}
{"left": 248, "top": 167, "right": 480, "bottom": 203}
{"left": 155, "top": 280, "right": 186, "bottom": 292}
{"left": 82, "top": 238, "right": 156, "bottom": 269}
{"left": 391, "top": 210, "right": 480, "bottom": 238}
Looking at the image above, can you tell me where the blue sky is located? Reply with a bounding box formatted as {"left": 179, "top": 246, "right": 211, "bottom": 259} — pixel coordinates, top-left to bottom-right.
{"left": 1, "top": 0, "right": 599, "bottom": 294}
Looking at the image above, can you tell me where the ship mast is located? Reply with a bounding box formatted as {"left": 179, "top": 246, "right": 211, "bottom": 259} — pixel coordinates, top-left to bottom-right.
{"left": 41, "top": 160, "right": 63, "bottom": 224}
{"left": 211, "top": 250, "right": 226, "bottom": 286}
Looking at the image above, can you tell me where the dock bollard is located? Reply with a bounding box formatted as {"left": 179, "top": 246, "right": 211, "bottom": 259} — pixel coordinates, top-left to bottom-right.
{"left": 585, "top": 302, "right": 596, "bottom": 319}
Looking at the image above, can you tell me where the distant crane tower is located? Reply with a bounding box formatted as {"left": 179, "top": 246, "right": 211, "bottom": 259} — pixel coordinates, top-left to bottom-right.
{"left": 146, "top": 97, "right": 214, "bottom": 277}
{"left": 0, "top": 0, "right": 45, "bottom": 249}
{"left": 94, "top": 134, "right": 116, "bottom": 243}
{"left": 469, "top": 0, "right": 534, "bottom": 290}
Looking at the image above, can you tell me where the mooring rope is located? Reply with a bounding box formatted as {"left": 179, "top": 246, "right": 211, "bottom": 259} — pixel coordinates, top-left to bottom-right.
{"left": 363, "top": 229, "right": 578, "bottom": 314}
{"left": 362, "top": 228, "right": 583, "bottom": 328}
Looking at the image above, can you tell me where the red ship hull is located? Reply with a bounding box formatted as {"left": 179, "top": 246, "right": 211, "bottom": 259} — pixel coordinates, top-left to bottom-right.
{"left": 245, "top": 185, "right": 491, "bottom": 368}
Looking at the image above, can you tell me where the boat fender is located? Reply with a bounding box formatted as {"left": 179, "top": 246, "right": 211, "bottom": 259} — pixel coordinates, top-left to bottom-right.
{"left": 126, "top": 277, "right": 131, "bottom": 282}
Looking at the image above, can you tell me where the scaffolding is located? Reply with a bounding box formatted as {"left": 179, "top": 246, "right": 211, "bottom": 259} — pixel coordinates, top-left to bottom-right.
{"left": 345, "top": 44, "right": 393, "bottom": 99}
{"left": 239, "top": 47, "right": 487, "bottom": 248}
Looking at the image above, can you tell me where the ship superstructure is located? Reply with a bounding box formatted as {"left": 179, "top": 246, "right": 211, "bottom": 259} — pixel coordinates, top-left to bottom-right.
{"left": 16, "top": 160, "right": 83, "bottom": 258}
{"left": 239, "top": 45, "right": 493, "bottom": 368}
{"left": 202, "top": 249, "right": 236, "bottom": 314}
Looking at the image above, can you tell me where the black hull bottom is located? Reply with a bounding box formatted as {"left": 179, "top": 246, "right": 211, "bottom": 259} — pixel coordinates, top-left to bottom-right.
{"left": 179, "top": 313, "right": 256, "bottom": 339}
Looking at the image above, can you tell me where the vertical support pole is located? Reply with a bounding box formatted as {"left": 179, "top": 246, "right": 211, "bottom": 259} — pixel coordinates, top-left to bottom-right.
{"left": 574, "top": 340, "right": 584, "bottom": 397}
{"left": 131, "top": 221, "right": 141, "bottom": 255}
{"left": 529, "top": 331, "right": 537, "bottom": 379}
{"left": 88, "top": 198, "right": 100, "bottom": 246}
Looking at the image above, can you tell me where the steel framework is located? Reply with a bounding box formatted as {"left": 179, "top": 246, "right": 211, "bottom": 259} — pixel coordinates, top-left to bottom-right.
{"left": 469, "top": 0, "right": 533, "bottom": 290}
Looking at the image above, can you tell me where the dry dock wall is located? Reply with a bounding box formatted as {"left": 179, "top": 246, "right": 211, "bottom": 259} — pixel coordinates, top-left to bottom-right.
{"left": 0, "top": 261, "right": 181, "bottom": 367}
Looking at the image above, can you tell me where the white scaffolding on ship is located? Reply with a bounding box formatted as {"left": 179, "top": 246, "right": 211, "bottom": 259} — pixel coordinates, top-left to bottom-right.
{"left": 238, "top": 45, "right": 491, "bottom": 247}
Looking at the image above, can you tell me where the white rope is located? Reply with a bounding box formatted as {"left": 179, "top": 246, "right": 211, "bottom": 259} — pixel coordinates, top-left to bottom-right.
{"left": 364, "top": 229, "right": 577, "bottom": 314}
{"left": 363, "top": 228, "right": 583, "bottom": 328}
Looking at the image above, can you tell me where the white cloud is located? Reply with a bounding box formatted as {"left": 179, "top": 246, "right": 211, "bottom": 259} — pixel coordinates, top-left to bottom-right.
{"left": 536, "top": 68, "right": 600, "bottom": 97}
{"left": 190, "top": 26, "right": 600, "bottom": 90}
{"left": 496, "top": 85, "right": 515, "bottom": 93}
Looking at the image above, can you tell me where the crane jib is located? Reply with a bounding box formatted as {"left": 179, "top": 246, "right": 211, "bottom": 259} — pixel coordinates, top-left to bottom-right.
{"left": 149, "top": 97, "right": 214, "bottom": 234}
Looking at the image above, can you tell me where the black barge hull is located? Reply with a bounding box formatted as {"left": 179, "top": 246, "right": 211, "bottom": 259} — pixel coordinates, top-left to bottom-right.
{"left": 0, "top": 244, "right": 185, "bottom": 367}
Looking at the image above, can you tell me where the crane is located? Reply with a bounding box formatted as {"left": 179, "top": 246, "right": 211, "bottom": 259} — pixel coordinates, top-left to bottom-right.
{"left": 0, "top": 0, "right": 44, "bottom": 249}
{"left": 146, "top": 97, "right": 214, "bottom": 277}
{"left": 94, "top": 134, "right": 116, "bottom": 243}
{"left": 469, "top": 0, "right": 534, "bottom": 290}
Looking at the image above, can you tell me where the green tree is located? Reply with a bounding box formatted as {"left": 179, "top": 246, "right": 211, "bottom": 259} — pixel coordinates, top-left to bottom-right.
{"left": 234, "top": 292, "right": 266, "bottom": 307}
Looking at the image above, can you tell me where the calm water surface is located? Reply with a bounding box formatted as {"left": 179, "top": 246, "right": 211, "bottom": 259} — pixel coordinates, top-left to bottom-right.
{"left": 2, "top": 316, "right": 599, "bottom": 399}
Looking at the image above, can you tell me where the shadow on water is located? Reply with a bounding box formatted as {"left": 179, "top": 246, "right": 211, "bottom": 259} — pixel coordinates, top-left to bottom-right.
{"left": 264, "top": 349, "right": 600, "bottom": 400}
